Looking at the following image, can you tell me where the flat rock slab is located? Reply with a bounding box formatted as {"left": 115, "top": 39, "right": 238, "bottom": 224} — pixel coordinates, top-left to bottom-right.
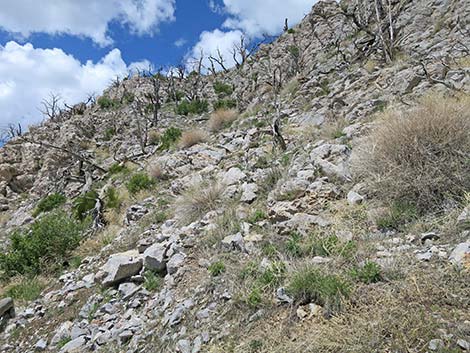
{"left": 0, "top": 297, "right": 14, "bottom": 318}
{"left": 100, "top": 250, "right": 143, "bottom": 287}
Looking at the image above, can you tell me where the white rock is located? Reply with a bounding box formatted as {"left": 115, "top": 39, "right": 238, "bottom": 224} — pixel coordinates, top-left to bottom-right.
{"left": 347, "top": 190, "right": 364, "bottom": 205}
{"left": 240, "top": 182, "right": 258, "bottom": 202}
{"left": 99, "top": 250, "right": 143, "bottom": 287}
{"left": 167, "top": 253, "right": 186, "bottom": 275}
{"left": 449, "top": 242, "right": 470, "bottom": 268}
{"left": 143, "top": 243, "right": 168, "bottom": 272}
{"left": 222, "top": 167, "right": 246, "bottom": 185}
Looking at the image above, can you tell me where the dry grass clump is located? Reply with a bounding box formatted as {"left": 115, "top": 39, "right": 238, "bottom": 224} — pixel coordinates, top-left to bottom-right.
{"left": 352, "top": 95, "right": 470, "bottom": 213}
{"left": 208, "top": 108, "right": 238, "bottom": 131}
{"left": 174, "top": 181, "right": 224, "bottom": 225}
{"left": 148, "top": 163, "right": 167, "bottom": 180}
{"left": 178, "top": 129, "right": 208, "bottom": 149}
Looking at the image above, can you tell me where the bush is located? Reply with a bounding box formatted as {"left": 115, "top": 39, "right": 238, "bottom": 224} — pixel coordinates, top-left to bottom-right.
{"left": 33, "top": 193, "right": 66, "bottom": 217}
{"left": 126, "top": 173, "right": 155, "bottom": 194}
{"left": 179, "top": 129, "right": 208, "bottom": 149}
{"left": 213, "top": 81, "right": 233, "bottom": 96}
{"left": 4, "top": 277, "right": 45, "bottom": 302}
{"left": 208, "top": 109, "right": 238, "bottom": 131}
{"left": 105, "top": 187, "right": 121, "bottom": 209}
{"left": 350, "top": 261, "right": 382, "bottom": 284}
{"left": 213, "top": 99, "right": 237, "bottom": 110}
{"left": 0, "top": 211, "right": 87, "bottom": 278}
{"left": 143, "top": 270, "right": 161, "bottom": 291}
{"left": 375, "top": 201, "right": 418, "bottom": 230}
{"left": 108, "top": 163, "right": 129, "bottom": 175}
{"left": 73, "top": 190, "right": 99, "bottom": 220}
{"left": 175, "top": 99, "right": 209, "bottom": 115}
{"left": 159, "top": 127, "right": 182, "bottom": 150}
{"left": 98, "top": 96, "right": 120, "bottom": 109}
{"left": 352, "top": 96, "right": 470, "bottom": 212}
{"left": 175, "top": 181, "right": 223, "bottom": 225}
{"left": 208, "top": 261, "right": 225, "bottom": 277}
{"left": 246, "top": 287, "right": 262, "bottom": 308}
{"left": 287, "top": 267, "right": 350, "bottom": 310}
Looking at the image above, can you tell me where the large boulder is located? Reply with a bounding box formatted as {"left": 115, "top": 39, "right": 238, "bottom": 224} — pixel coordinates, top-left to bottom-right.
{"left": 143, "top": 243, "right": 169, "bottom": 272}
{"left": 97, "top": 250, "right": 143, "bottom": 287}
{"left": 0, "top": 297, "right": 15, "bottom": 319}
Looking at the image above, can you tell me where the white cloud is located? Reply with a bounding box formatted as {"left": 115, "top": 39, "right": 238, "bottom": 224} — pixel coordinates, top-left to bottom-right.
{"left": 221, "top": 0, "right": 314, "bottom": 37}
{"left": 186, "top": 29, "right": 244, "bottom": 72}
{"left": 0, "top": 0, "right": 175, "bottom": 46}
{"left": 174, "top": 38, "right": 188, "bottom": 48}
{"left": 0, "top": 41, "right": 145, "bottom": 128}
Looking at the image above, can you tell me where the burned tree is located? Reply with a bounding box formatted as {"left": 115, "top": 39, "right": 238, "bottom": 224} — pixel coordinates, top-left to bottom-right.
{"left": 40, "top": 93, "right": 62, "bottom": 121}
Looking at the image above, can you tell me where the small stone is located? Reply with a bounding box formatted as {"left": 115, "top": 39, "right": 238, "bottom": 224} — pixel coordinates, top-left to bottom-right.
{"left": 99, "top": 250, "right": 143, "bottom": 287}
{"left": 221, "top": 233, "right": 245, "bottom": 251}
{"left": 347, "top": 190, "right": 364, "bottom": 205}
{"left": 0, "top": 297, "right": 15, "bottom": 319}
{"left": 35, "top": 338, "right": 47, "bottom": 351}
{"left": 192, "top": 336, "right": 202, "bottom": 353}
{"left": 167, "top": 253, "right": 186, "bottom": 275}
{"left": 177, "top": 339, "right": 191, "bottom": 353}
{"left": 416, "top": 250, "right": 433, "bottom": 261}
{"left": 428, "top": 339, "right": 444, "bottom": 351}
{"left": 449, "top": 242, "right": 470, "bottom": 268}
{"left": 276, "top": 287, "right": 293, "bottom": 304}
{"left": 240, "top": 183, "right": 258, "bottom": 202}
{"left": 59, "top": 336, "right": 86, "bottom": 352}
{"left": 222, "top": 167, "right": 246, "bottom": 185}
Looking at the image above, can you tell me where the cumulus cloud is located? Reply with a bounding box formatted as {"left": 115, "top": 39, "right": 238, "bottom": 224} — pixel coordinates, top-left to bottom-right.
{"left": 186, "top": 29, "right": 244, "bottom": 72}
{"left": 174, "top": 38, "right": 188, "bottom": 48}
{"left": 0, "top": 0, "right": 176, "bottom": 46}
{"left": 0, "top": 41, "right": 144, "bottom": 128}
{"left": 221, "top": 0, "right": 313, "bottom": 37}
{"left": 189, "top": 0, "right": 314, "bottom": 72}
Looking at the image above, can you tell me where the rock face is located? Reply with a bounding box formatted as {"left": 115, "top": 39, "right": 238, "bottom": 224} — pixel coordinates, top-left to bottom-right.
{"left": 98, "top": 251, "right": 143, "bottom": 287}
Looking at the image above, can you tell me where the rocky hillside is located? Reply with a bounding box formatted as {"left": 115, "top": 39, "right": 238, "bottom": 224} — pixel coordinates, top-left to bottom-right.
{"left": 0, "top": 0, "right": 469, "bottom": 352}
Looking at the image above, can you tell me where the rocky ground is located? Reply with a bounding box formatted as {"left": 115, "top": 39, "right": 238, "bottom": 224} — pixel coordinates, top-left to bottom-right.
{"left": 0, "top": 0, "right": 470, "bottom": 352}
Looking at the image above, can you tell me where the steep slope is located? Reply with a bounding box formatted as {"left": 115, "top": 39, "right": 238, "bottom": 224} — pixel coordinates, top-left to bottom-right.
{"left": 0, "top": 0, "right": 469, "bottom": 352}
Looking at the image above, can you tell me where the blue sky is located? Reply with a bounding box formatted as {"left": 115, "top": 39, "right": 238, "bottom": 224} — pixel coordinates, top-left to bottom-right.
{"left": 0, "top": 0, "right": 314, "bottom": 129}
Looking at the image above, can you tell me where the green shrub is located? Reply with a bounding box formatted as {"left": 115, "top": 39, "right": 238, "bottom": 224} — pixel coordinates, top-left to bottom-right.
{"left": 257, "top": 261, "right": 286, "bottom": 289}
{"left": 288, "top": 45, "right": 300, "bottom": 58}
{"left": 350, "top": 261, "right": 382, "bottom": 284}
{"left": 213, "top": 81, "right": 233, "bottom": 96}
{"left": 287, "top": 28, "right": 296, "bottom": 34}
{"left": 213, "top": 99, "right": 237, "bottom": 110}
{"left": 98, "top": 96, "right": 120, "bottom": 110}
{"left": 108, "top": 163, "right": 129, "bottom": 175}
{"left": 285, "top": 232, "right": 303, "bottom": 257}
{"left": 103, "top": 127, "right": 116, "bottom": 141}
{"left": 246, "top": 287, "right": 262, "bottom": 308}
{"left": 105, "top": 187, "right": 121, "bottom": 209}
{"left": 247, "top": 210, "right": 267, "bottom": 224}
{"left": 33, "top": 193, "right": 66, "bottom": 217}
{"left": 175, "top": 99, "right": 209, "bottom": 115}
{"left": 287, "top": 267, "right": 350, "bottom": 310}
{"left": 126, "top": 173, "right": 155, "bottom": 194}
{"left": 143, "top": 271, "right": 161, "bottom": 291}
{"left": 306, "top": 234, "right": 357, "bottom": 259}
{"left": 0, "top": 211, "right": 87, "bottom": 278}
{"left": 208, "top": 261, "right": 226, "bottom": 277}
{"left": 376, "top": 201, "right": 418, "bottom": 230}
{"left": 166, "top": 90, "right": 184, "bottom": 103}
{"left": 122, "top": 92, "right": 134, "bottom": 104}
{"left": 5, "top": 277, "right": 45, "bottom": 301}
{"left": 73, "top": 190, "right": 99, "bottom": 220}
{"left": 159, "top": 127, "right": 182, "bottom": 150}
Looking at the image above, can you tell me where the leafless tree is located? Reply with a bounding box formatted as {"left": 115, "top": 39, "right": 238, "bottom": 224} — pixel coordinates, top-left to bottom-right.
{"left": 284, "top": 18, "right": 289, "bottom": 32}
{"left": 185, "top": 51, "right": 205, "bottom": 101}
{"left": 143, "top": 68, "right": 163, "bottom": 126}
{"left": 132, "top": 97, "right": 151, "bottom": 154}
{"left": 0, "top": 123, "right": 22, "bottom": 143}
{"left": 40, "top": 93, "right": 62, "bottom": 121}
{"left": 209, "top": 48, "right": 230, "bottom": 73}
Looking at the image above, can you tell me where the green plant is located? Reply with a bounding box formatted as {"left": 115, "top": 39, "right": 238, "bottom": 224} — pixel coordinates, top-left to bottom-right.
{"left": 350, "top": 261, "right": 382, "bottom": 284}
{"left": 306, "top": 234, "right": 357, "bottom": 259}
{"left": 352, "top": 95, "right": 470, "bottom": 213}
{"left": 288, "top": 45, "right": 300, "bottom": 58}
{"left": 248, "top": 209, "right": 267, "bottom": 224}
{"left": 126, "top": 173, "right": 155, "bottom": 194}
{"left": 175, "top": 99, "right": 209, "bottom": 115}
{"left": 69, "top": 256, "right": 82, "bottom": 269}
{"left": 246, "top": 287, "right": 262, "bottom": 308}
{"left": 159, "top": 127, "right": 182, "bottom": 150}
{"left": 257, "top": 261, "right": 286, "bottom": 289}
{"left": 33, "top": 193, "right": 66, "bottom": 217}
{"left": 213, "top": 99, "right": 237, "bottom": 110}
{"left": 122, "top": 92, "right": 135, "bottom": 104}
{"left": 105, "top": 187, "right": 121, "bottom": 209}
{"left": 73, "top": 190, "right": 99, "bottom": 220}
{"left": 57, "top": 337, "right": 72, "bottom": 349}
{"left": 208, "top": 261, "right": 226, "bottom": 277}
{"left": 376, "top": 201, "right": 418, "bottom": 230}
{"left": 108, "top": 163, "right": 128, "bottom": 175}
{"left": 213, "top": 81, "right": 233, "bottom": 96}
{"left": 287, "top": 28, "right": 296, "bottom": 34}
{"left": 103, "top": 127, "right": 116, "bottom": 141}
{"left": 98, "top": 96, "right": 120, "bottom": 110}
{"left": 143, "top": 271, "right": 161, "bottom": 291}
{"left": 287, "top": 267, "right": 350, "bottom": 310}
{"left": 285, "top": 232, "right": 303, "bottom": 257}
{"left": 4, "top": 277, "right": 45, "bottom": 302}
{"left": 0, "top": 211, "right": 87, "bottom": 278}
